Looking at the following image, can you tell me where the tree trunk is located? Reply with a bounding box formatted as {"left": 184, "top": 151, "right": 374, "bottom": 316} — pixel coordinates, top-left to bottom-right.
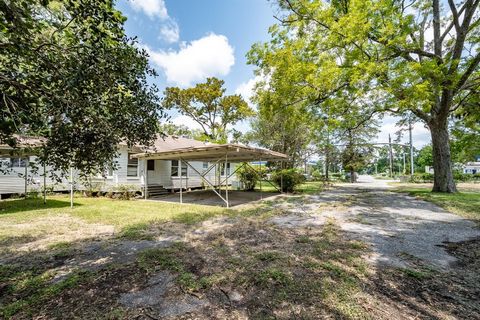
{"left": 350, "top": 168, "right": 355, "bottom": 183}
{"left": 429, "top": 120, "right": 457, "bottom": 192}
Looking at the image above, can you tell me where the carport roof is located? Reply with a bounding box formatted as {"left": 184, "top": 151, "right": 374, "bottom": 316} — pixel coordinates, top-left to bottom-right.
{"left": 132, "top": 143, "right": 288, "bottom": 162}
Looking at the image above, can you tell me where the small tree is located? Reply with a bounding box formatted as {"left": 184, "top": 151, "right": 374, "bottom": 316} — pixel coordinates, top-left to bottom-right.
{"left": 236, "top": 164, "right": 262, "bottom": 191}
{"left": 272, "top": 169, "right": 305, "bottom": 192}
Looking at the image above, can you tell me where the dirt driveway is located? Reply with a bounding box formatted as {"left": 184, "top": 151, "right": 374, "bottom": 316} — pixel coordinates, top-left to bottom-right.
{"left": 271, "top": 175, "right": 480, "bottom": 270}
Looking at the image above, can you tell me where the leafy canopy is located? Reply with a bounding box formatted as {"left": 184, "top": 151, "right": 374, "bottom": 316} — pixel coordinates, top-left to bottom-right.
{"left": 162, "top": 77, "right": 253, "bottom": 143}
{"left": 1, "top": 0, "right": 164, "bottom": 175}
{"left": 248, "top": 0, "right": 480, "bottom": 192}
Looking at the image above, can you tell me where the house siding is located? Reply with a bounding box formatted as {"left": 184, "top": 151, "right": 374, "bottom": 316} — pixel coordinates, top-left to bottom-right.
{"left": 1, "top": 147, "right": 238, "bottom": 195}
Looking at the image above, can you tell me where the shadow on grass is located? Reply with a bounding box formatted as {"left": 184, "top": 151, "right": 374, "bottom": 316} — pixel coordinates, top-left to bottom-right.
{"left": 1, "top": 213, "right": 479, "bottom": 319}
{"left": 0, "top": 198, "right": 81, "bottom": 215}
{"left": 397, "top": 188, "right": 480, "bottom": 221}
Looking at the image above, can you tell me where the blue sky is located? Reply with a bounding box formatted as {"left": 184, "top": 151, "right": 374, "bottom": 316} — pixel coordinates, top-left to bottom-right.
{"left": 115, "top": 0, "right": 431, "bottom": 148}
{"left": 116, "top": 0, "right": 274, "bottom": 92}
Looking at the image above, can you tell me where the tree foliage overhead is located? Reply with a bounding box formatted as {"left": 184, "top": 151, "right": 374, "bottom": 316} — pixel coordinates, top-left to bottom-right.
{"left": 248, "top": 0, "right": 480, "bottom": 192}
{"left": 1, "top": 0, "right": 164, "bottom": 175}
{"left": 162, "top": 77, "right": 254, "bottom": 143}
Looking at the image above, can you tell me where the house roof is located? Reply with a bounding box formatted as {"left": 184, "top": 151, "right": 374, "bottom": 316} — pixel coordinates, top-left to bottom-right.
{"left": 0, "top": 136, "right": 45, "bottom": 156}
{"left": 0, "top": 134, "right": 288, "bottom": 162}
{"left": 132, "top": 142, "right": 288, "bottom": 162}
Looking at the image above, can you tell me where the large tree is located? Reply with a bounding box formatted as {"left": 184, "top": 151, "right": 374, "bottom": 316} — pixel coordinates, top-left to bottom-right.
{"left": 162, "top": 77, "right": 253, "bottom": 143}
{"left": 1, "top": 0, "right": 163, "bottom": 175}
{"left": 249, "top": 0, "right": 480, "bottom": 192}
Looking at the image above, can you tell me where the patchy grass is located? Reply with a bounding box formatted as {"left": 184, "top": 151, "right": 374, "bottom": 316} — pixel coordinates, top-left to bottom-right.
{"left": 392, "top": 184, "right": 480, "bottom": 221}
{"left": 401, "top": 267, "right": 434, "bottom": 280}
{"left": 0, "top": 195, "right": 225, "bottom": 227}
{"left": 0, "top": 265, "right": 92, "bottom": 318}
{"left": 0, "top": 195, "right": 226, "bottom": 249}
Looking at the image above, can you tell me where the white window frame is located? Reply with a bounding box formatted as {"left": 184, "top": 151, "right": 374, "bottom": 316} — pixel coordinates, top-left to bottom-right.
{"left": 202, "top": 162, "right": 209, "bottom": 173}
{"left": 171, "top": 160, "right": 187, "bottom": 177}
{"left": 127, "top": 153, "right": 139, "bottom": 178}
{"left": 10, "top": 157, "right": 28, "bottom": 168}
{"left": 220, "top": 162, "right": 231, "bottom": 176}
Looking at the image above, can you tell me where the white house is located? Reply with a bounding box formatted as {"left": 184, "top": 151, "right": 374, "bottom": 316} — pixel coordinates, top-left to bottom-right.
{"left": 0, "top": 135, "right": 237, "bottom": 197}
{"left": 463, "top": 162, "right": 480, "bottom": 174}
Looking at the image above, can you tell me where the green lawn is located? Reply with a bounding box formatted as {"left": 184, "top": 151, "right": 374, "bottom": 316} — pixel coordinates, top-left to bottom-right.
{"left": 0, "top": 195, "right": 225, "bottom": 227}
{"left": 393, "top": 185, "right": 480, "bottom": 221}
{"left": 0, "top": 195, "right": 227, "bottom": 247}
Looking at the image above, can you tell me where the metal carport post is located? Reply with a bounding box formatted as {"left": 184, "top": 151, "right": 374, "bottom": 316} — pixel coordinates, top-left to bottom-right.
{"left": 181, "top": 157, "right": 230, "bottom": 207}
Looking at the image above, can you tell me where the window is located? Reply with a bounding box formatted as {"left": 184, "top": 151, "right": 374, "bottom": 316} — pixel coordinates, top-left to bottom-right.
{"left": 127, "top": 153, "right": 138, "bottom": 177}
{"left": 105, "top": 167, "right": 114, "bottom": 177}
{"left": 10, "top": 157, "right": 27, "bottom": 168}
{"left": 220, "top": 163, "right": 231, "bottom": 176}
{"left": 147, "top": 159, "right": 155, "bottom": 171}
{"left": 202, "top": 162, "right": 209, "bottom": 172}
{"left": 171, "top": 160, "right": 187, "bottom": 177}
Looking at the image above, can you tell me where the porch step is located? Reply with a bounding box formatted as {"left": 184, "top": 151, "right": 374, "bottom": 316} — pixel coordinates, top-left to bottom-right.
{"left": 147, "top": 184, "right": 169, "bottom": 197}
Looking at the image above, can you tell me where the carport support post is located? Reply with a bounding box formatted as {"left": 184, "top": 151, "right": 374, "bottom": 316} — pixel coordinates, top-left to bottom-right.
{"left": 43, "top": 161, "right": 47, "bottom": 204}
{"left": 70, "top": 166, "right": 73, "bottom": 208}
{"left": 144, "top": 160, "right": 148, "bottom": 200}
{"left": 24, "top": 158, "right": 28, "bottom": 197}
{"left": 280, "top": 161, "right": 284, "bottom": 194}
{"left": 225, "top": 153, "right": 229, "bottom": 208}
{"left": 179, "top": 159, "right": 183, "bottom": 204}
{"left": 259, "top": 159, "right": 263, "bottom": 200}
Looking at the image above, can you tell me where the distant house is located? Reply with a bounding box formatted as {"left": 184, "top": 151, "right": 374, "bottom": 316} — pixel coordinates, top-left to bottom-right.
{"left": 0, "top": 135, "right": 238, "bottom": 197}
{"left": 463, "top": 162, "right": 480, "bottom": 174}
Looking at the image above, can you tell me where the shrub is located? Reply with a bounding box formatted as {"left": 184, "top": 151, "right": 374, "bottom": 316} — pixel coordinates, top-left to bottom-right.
{"left": 114, "top": 184, "right": 140, "bottom": 200}
{"left": 236, "top": 164, "right": 262, "bottom": 191}
{"left": 271, "top": 169, "right": 305, "bottom": 192}
{"left": 81, "top": 179, "right": 104, "bottom": 197}
{"left": 453, "top": 171, "right": 473, "bottom": 182}
{"left": 410, "top": 172, "right": 434, "bottom": 183}
{"left": 311, "top": 169, "right": 323, "bottom": 181}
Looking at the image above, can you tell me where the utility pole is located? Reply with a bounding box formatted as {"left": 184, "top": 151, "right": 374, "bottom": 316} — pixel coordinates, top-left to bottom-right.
{"left": 388, "top": 134, "right": 394, "bottom": 178}
{"left": 409, "top": 121, "right": 414, "bottom": 178}
{"left": 403, "top": 152, "right": 406, "bottom": 175}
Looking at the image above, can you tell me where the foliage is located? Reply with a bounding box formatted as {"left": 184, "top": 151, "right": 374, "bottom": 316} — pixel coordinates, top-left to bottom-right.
{"left": 158, "top": 123, "right": 194, "bottom": 138}
{"left": 450, "top": 120, "right": 480, "bottom": 163}
{"left": 0, "top": 0, "right": 164, "bottom": 177}
{"left": 111, "top": 184, "right": 140, "bottom": 200}
{"left": 271, "top": 169, "right": 306, "bottom": 192}
{"left": 411, "top": 172, "right": 434, "bottom": 183}
{"left": 311, "top": 169, "right": 323, "bottom": 181}
{"left": 162, "top": 77, "right": 253, "bottom": 143}
{"left": 416, "top": 145, "right": 434, "bottom": 171}
{"left": 249, "top": 0, "right": 480, "bottom": 192}
{"left": 236, "top": 164, "right": 262, "bottom": 191}
{"left": 81, "top": 179, "right": 104, "bottom": 197}
{"left": 244, "top": 78, "right": 314, "bottom": 168}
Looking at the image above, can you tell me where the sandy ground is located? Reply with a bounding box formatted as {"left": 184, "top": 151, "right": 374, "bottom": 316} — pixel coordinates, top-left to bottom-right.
{"left": 270, "top": 175, "right": 480, "bottom": 270}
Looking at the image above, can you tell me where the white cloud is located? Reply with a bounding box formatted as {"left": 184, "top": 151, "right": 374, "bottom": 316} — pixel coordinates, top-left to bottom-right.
{"left": 376, "top": 115, "right": 431, "bottom": 149}
{"left": 129, "top": 0, "right": 180, "bottom": 43}
{"left": 235, "top": 76, "right": 262, "bottom": 104}
{"left": 170, "top": 115, "right": 202, "bottom": 130}
{"left": 147, "top": 34, "right": 235, "bottom": 87}
{"left": 159, "top": 20, "right": 179, "bottom": 43}
{"left": 129, "top": 0, "right": 168, "bottom": 19}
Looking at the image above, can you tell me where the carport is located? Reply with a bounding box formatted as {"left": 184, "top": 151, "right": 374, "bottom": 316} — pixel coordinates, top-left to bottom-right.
{"left": 133, "top": 144, "right": 288, "bottom": 207}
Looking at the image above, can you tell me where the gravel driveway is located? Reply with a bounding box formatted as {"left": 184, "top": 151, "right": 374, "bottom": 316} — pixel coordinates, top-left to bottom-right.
{"left": 271, "top": 175, "right": 480, "bottom": 270}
